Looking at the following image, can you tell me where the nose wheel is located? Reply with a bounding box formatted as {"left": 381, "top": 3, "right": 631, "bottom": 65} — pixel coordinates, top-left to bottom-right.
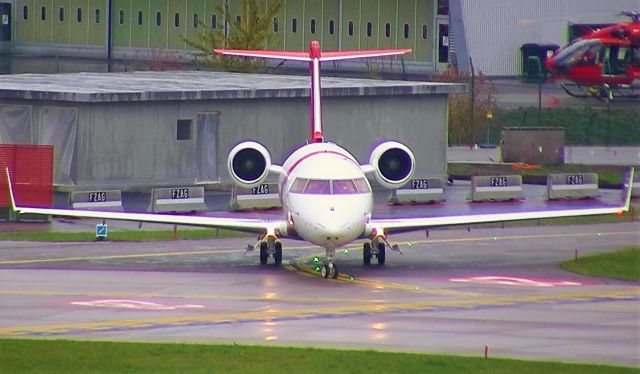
{"left": 320, "top": 247, "right": 339, "bottom": 279}
{"left": 363, "top": 241, "right": 385, "bottom": 265}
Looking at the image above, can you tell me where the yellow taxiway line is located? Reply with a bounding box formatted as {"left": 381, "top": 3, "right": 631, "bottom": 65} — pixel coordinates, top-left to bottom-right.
{"left": 0, "top": 287, "right": 637, "bottom": 336}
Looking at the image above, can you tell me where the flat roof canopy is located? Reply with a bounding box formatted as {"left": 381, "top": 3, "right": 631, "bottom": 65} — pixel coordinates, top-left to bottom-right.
{"left": 0, "top": 71, "right": 466, "bottom": 103}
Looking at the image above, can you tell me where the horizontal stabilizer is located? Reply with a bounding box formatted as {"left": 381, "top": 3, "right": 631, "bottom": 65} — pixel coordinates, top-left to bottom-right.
{"left": 213, "top": 46, "right": 411, "bottom": 63}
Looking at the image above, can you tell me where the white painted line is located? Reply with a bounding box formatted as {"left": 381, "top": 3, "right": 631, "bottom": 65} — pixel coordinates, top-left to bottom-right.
{"left": 475, "top": 186, "right": 522, "bottom": 192}
{"left": 551, "top": 184, "right": 598, "bottom": 191}
{"left": 156, "top": 198, "right": 205, "bottom": 205}
{"left": 73, "top": 201, "right": 122, "bottom": 208}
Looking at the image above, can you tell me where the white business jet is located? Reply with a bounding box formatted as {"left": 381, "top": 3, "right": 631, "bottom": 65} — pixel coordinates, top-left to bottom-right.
{"left": 5, "top": 41, "right": 633, "bottom": 279}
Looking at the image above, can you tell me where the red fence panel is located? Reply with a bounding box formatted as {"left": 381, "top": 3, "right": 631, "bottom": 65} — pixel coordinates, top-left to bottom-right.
{"left": 0, "top": 144, "right": 54, "bottom": 208}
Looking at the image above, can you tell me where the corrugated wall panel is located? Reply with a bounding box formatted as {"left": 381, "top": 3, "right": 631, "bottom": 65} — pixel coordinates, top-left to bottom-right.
{"left": 460, "top": 0, "right": 640, "bottom": 76}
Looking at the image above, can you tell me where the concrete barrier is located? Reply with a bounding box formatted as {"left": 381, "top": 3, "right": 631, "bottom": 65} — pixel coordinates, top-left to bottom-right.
{"left": 388, "top": 178, "right": 445, "bottom": 205}
{"left": 71, "top": 190, "right": 123, "bottom": 211}
{"left": 626, "top": 170, "right": 639, "bottom": 198}
{"left": 468, "top": 175, "right": 524, "bottom": 202}
{"left": 229, "top": 183, "right": 281, "bottom": 211}
{"left": 148, "top": 186, "right": 207, "bottom": 213}
{"left": 546, "top": 173, "right": 599, "bottom": 200}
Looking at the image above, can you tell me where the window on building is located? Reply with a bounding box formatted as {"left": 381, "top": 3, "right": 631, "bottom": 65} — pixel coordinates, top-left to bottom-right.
{"left": 366, "top": 21, "right": 372, "bottom": 37}
{"left": 310, "top": 19, "right": 316, "bottom": 34}
{"left": 40, "top": 6, "right": 46, "bottom": 21}
{"left": 177, "top": 120, "right": 192, "bottom": 140}
{"left": 95, "top": 9, "right": 100, "bottom": 23}
{"left": 156, "top": 11, "right": 161, "bottom": 26}
{"left": 403, "top": 24, "right": 409, "bottom": 38}
{"left": 58, "top": 7, "right": 64, "bottom": 22}
{"left": 193, "top": 13, "right": 198, "bottom": 28}
{"left": 385, "top": 22, "right": 391, "bottom": 37}
{"left": 76, "top": 8, "right": 82, "bottom": 22}
{"left": 174, "top": 13, "right": 180, "bottom": 27}
{"left": 273, "top": 17, "right": 278, "bottom": 32}
{"left": 348, "top": 20, "right": 353, "bottom": 36}
{"left": 211, "top": 14, "right": 217, "bottom": 29}
{"left": 328, "top": 19, "right": 334, "bottom": 35}
{"left": 236, "top": 15, "right": 241, "bottom": 25}
{"left": 422, "top": 24, "right": 428, "bottom": 39}
{"left": 291, "top": 18, "right": 297, "bottom": 33}
{"left": 23, "top": 5, "right": 28, "bottom": 20}
{"left": 119, "top": 9, "right": 124, "bottom": 25}
{"left": 137, "top": 10, "right": 142, "bottom": 26}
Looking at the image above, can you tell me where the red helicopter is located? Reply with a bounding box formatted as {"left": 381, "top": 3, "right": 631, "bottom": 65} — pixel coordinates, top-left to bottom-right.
{"left": 545, "top": 11, "right": 640, "bottom": 100}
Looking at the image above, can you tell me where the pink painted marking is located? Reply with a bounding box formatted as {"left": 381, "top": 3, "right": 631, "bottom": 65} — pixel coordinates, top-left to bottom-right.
{"left": 449, "top": 275, "right": 593, "bottom": 287}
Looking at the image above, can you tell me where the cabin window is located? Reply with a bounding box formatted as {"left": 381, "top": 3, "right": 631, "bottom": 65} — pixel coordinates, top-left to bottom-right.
{"left": 328, "top": 19, "right": 334, "bottom": 35}
{"left": 156, "top": 11, "right": 161, "bottom": 26}
{"left": 366, "top": 21, "right": 372, "bottom": 37}
{"left": 177, "top": 120, "right": 192, "bottom": 140}
{"left": 348, "top": 20, "right": 353, "bottom": 36}
{"left": 310, "top": 19, "right": 316, "bottom": 34}
{"left": 76, "top": 8, "right": 82, "bottom": 22}
{"left": 137, "top": 10, "right": 143, "bottom": 26}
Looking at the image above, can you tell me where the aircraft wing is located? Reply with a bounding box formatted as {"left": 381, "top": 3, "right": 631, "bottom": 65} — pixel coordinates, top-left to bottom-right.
{"left": 4, "top": 169, "right": 286, "bottom": 235}
{"left": 213, "top": 49, "right": 312, "bottom": 62}
{"left": 319, "top": 49, "right": 411, "bottom": 62}
{"left": 370, "top": 168, "right": 634, "bottom": 235}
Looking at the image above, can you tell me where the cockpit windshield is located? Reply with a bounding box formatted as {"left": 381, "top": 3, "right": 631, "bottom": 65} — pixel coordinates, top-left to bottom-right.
{"left": 553, "top": 39, "right": 603, "bottom": 68}
{"left": 289, "top": 177, "right": 371, "bottom": 194}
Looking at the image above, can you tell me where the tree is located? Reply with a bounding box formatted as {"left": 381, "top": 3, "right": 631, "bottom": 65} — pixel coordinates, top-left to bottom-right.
{"left": 185, "top": 0, "right": 283, "bottom": 73}
{"left": 434, "top": 66, "right": 497, "bottom": 145}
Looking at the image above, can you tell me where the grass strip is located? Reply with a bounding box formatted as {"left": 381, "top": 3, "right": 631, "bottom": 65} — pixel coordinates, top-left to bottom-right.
{"left": 0, "top": 228, "right": 247, "bottom": 242}
{"left": 0, "top": 339, "right": 636, "bottom": 374}
{"left": 560, "top": 247, "right": 640, "bottom": 281}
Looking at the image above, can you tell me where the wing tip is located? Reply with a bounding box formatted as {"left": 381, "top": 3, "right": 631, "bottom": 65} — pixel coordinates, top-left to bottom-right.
{"left": 623, "top": 167, "right": 634, "bottom": 211}
{"left": 4, "top": 167, "right": 18, "bottom": 212}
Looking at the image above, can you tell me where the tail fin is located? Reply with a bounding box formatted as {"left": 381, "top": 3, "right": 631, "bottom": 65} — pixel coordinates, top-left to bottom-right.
{"left": 214, "top": 41, "right": 411, "bottom": 143}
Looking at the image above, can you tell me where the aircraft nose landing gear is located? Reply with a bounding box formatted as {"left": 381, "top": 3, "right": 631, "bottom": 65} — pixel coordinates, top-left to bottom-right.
{"left": 321, "top": 247, "right": 339, "bottom": 279}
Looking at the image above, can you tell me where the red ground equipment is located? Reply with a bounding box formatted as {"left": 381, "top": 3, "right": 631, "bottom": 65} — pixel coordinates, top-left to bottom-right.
{"left": 0, "top": 144, "right": 54, "bottom": 210}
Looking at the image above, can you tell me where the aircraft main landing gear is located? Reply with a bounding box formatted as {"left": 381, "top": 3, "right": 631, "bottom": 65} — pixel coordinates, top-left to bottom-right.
{"left": 363, "top": 240, "right": 385, "bottom": 265}
{"left": 258, "top": 238, "right": 282, "bottom": 265}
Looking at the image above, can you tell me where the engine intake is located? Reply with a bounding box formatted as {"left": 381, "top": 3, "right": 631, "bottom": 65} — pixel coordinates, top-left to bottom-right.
{"left": 368, "top": 141, "right": 415, "bottom": 189}
{"left": 228, "top": 141, "right": 271, "bottom": 188}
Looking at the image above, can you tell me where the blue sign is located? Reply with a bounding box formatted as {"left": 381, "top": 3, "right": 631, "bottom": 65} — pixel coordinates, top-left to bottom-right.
{"left": 96, "top": 224, "right": 108, "bottom": 238}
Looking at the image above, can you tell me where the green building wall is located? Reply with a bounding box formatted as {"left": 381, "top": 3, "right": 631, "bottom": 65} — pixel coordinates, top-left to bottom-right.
{"left": 14, "top": 0, "right": 436, "bottom": 64}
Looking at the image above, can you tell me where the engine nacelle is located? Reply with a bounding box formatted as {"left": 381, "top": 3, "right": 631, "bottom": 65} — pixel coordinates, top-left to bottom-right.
{"left": 368, "top": 141, "right": 415, "bottom": 189}
{"left": 227, "top": 141, "right": 272, "bottom": 188}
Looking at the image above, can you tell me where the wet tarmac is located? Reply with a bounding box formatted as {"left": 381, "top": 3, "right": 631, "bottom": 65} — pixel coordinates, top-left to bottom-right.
{"left": 0, "top": 219, "right": 638, "bottom": 366}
